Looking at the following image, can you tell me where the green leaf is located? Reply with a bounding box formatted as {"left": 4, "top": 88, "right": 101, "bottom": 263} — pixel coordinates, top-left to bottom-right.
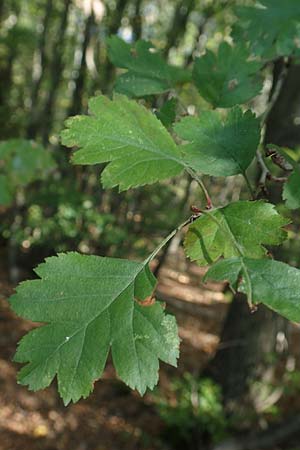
{"left": 205, "top": 257, "right": 300, "bottom": 322}
{"left": 9, "top": 252, "right": 179, "bottom": 405}
{"left": 61, "top": 95, "right": 184, "bottom": 191}
{"left": 184, "top": 201, "right": 288, "bottom": 265}
{"left": 156, "top": 98, "right": 177, "bottom": 128}
{"left": 266, "top": 144, "right": 300, "bottom": 210}
{"left": 283, "top": 170, "right": 300, "bottom": 210}
{"left": 107, "top": 36, "right": 191, "bottom": 97}
{"left": 234, "top": 0, "right": 300, "bottom": 59}
{"left": 0, "top": 175, "right": 13, "bottom": 206}
{"left": 174, "top": 106, "right": 260, "bottom": 177}
{"left": 193, "top": 42, "right": 263, "bottom": 108}
{"left": 0, "top": 139, "right": 56, "bottom": 187}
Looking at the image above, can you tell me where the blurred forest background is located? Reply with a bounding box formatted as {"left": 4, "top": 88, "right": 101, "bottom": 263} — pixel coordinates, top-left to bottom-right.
{"left": 1, "top": 0, "right": 300, "bottom": 449}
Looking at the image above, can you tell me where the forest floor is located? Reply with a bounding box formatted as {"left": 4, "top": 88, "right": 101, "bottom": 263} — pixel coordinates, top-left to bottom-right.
{"left": 1, "top": 251, "right": 300, "bottom": 450}
{"left": 0, "top": 250, "right": 228, "bottom": 450}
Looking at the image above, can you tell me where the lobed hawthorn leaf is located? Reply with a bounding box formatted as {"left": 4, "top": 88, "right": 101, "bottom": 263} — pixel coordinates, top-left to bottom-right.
{"left": 175, "top": 106, "right": 261, "bottom": 177}
{"left": 193, "top": 42, "right": 263, "bottom": 108}
{"left": 9, "top": 252, "right": 179, "bottom": 405}
{"left": 61, "top": 95, "right": 184, "bottom": 191}
{"left": 205, "top": 257, "right": 300, "bottom": 323}
{"left": 233, "top": 0, "right": 300, "bottom": 59}
{"left": 107, "top": 36, "right": 191, "bottom": 97}
{"left": 184, "top": 201, "right": 288, "bottom": 266}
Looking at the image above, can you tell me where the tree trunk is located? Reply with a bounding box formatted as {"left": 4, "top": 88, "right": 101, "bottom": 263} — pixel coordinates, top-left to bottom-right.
{"left": 265, "top": 62, "right": 300, "bottom": 147}
{"left": 40, "top": 0, "right": 72, "bottom": 145}
{"left": 27, "top": 0, "right": 53, "bottom": 139}
{"left": 207, "top": 61, "right": 300, "bottom": 410}
{"left": 207, "top": 295, "right": 284, "bottom": 410}
{"left": 163, "top": 0, "right": 195, "bottom": 57}
{"left": 131, "top": 0, "right": 143, "bottom": 40}
{"left": 68, "top": 11, "right": 95, "bottom": 116}
{"left": 100, "top": 0, "right": 129, "bottom": 93}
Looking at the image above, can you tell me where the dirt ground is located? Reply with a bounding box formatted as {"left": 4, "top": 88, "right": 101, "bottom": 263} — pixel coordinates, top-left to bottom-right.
{"left": 3, "top": 249, "right": 300, "bottom": 450}
{"left": 0, "top": 252, "right": 228, "bottom": 450}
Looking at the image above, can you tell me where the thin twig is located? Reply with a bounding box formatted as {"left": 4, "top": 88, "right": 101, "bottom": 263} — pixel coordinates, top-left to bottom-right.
{"left": 260, "top": 57, "right": 289, "bottom": 128}
{"left": 185, "top": 166, "right": 213, "bottom": 208}
{"left": 257, "top": 149, "right": 270, "bottom": 187}
{"left": 144, "top": 213, "right": 200, "bottom": 264}
{"left": 243, "top": 172, "right": 255, "bottom": 199}
{"left": 256, "top": 58, "right": 290, "bottom": 192}
{"left": 257, "top": 150, "right": 288, "bottom": 187}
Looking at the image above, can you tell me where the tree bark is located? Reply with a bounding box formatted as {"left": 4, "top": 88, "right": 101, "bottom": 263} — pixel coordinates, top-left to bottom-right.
{"left": 100, "top": 0, "right": 129, "bottom": 93}
{"left": 40, "top": 0, "right": 72, "bottom": 145}
{"left": 207, "top": 60, "right": 300, "bottom": 410}
{"left": 207, "top": 294, "right": 284, "bottom": 408}
{"left": 212, "top": 413, "right": 300, "bottom": 450}
{"left": 265, "top": 62, "right": 300, "bottom": 147}
{"left": 68, "top": 11, "right": 95, "bottom": 117}
{"left": 131, "top": 0, "right": 143, "bottom": 40}
{"left": 27, "top": 0, "right": 53, "bottom": 139}
{"left": 163, "top": 0, "right": 196, "bottom": 57}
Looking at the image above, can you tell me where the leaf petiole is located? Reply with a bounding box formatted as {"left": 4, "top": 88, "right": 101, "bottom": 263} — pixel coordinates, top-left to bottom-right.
{"left": 144, "top": 213, "right": 200, "bottom": 265}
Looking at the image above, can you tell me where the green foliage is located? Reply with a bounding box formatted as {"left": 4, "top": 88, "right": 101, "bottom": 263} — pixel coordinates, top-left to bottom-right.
{"left": 193, "top": 42, "right": 263, "bottom": 108}
{"left": 205, "top": 258, "right": 300, "bottom": 322}
{"left": 9, "top": 252, "right": 179, "bottom": 405}
{"left": 283, "top": 170, "right": 300, "bottom": 210}
{"left": 155, "top": 374, "right": 227, "bottom": 444}
{"left": 156, "top": 97, "right": 178, "bottom": 128}
{"left": 0, "top": 174, "right": 12, "bottom": 206}
{"left": 7, "top": 2, "right": 300, "bottom": 406}
{"left": 234, "top": 0, "right": 300, "bottom": 59}
{"left": 175, "top": 107, "right": 260, "bottom": 177}
{"left": 184, "top": 201, "right": 288, "bottom": 265}
{"left": 107, "top": 36, "right": 191, "bottom": 97}
{"left": 0, "top": 139, "right": 55, "bottom": 205}
{"left": 5, "top": 198, "right": 121, "bottom": 253}
{"left": 267, "top": 144, "right": 300, "bottom": 210}
{"left": 61, "top": 95, "right": 184, "bottom": 191}
{"left": 0, "top": 24, "right": 37, "bottom": 54}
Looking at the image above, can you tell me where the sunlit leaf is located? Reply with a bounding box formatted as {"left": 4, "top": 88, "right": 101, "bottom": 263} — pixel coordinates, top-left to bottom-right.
{"left": 61, "top": 95, "right": 184, "bottom": 191}
{"left": 10, "top": 252, "right": 179, "bottom": 405}
{"left": 185, "top": 201, "right": 288, "bottom": 265}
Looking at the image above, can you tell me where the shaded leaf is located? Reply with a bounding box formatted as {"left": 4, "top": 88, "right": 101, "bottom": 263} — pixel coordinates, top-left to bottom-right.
{"left": 107, "top": 36, "right": 191, "bottom": 97}
{"left": 205, "top": 257, "right": 300, "bottom": 322}
{"left": 9, "top": 252, "right": 179, "bottom": 405}
{"left": 283, "top": 170, "right": 300, "bottom": 210}
{"left": 156, "top": 98, "right": 177, "bottom": 128}
{"left": 0, "top": 175, "right": 12, "bottom": 206}
{"left": 193, "top": 42, "right": 263, "bottom": 108}
{"left": 174, "top": 107, "right": 260, "bottom": 177}
{"left": 267, "top": 144, "right": 300, "bottom": 210}
{"left": 234, "top": 0, "right": 300, "bottom": 59}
